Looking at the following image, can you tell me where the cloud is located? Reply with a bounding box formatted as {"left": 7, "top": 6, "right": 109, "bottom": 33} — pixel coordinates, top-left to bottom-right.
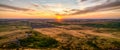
{"left": 0, "top": 9, "right": 10, "bottom": 11}
{"left": 86, "top": 0, "right": 120, "bottom": 10}
{"left": 78, "top": 0, "right": 87, "bottom": 2}
{"left": 58, "top": 0, "right": 120, "bottom": 15}
{"left": 0, "top": 4, "right": 34, "bottom": 11}
{"left": 31, "top": 3, "right": 40, "bottom": 7}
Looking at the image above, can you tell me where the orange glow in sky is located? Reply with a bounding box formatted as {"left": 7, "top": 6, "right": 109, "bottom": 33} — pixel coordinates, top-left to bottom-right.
{"left": 0, "top": 0, "right": 120, "bottom": 19}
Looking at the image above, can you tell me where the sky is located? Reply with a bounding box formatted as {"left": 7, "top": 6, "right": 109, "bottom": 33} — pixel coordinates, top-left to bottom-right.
{"left": 0, "top": 0, "right": 120, "bottom": 19}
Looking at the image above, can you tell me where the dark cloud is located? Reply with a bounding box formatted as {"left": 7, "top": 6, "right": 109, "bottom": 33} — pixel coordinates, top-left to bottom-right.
{"left": 68, "top": 9, "right": 91, "bottom": 15}
{"left": 79, "top": 0, "right": 101, "bottom": 3}
{"left": 70, "top": 9, "right": 80, "bottom": 11}
{"left": 0, "top": 4, "right": 34, "bottom": 11}
{"left": 98, "top": 6, "right": 120, "bottom": 11}
{"left": 60, "top": 0, "right": 120, "bottom": 15}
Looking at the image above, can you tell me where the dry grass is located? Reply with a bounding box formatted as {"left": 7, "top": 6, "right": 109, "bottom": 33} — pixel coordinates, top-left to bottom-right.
{"left": 0, "top": 29, "right": 29, "bottom": 45}
{"left": 0, "top": 22, "right": 120, "bottom": 50}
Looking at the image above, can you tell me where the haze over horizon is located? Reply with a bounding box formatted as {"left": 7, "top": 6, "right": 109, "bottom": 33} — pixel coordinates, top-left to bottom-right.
{"left": 0, "top": 0, "right": 120, "bottom": 19}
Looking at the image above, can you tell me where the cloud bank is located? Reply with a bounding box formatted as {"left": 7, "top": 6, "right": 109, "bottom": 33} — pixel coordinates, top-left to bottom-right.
{"left": 58, "top": 0, "right": 120, "bottom": 15}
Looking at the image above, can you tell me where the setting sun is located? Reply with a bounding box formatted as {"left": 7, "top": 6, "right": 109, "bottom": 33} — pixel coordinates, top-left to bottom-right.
{"left": 56, "top": 15, "right": 63, "bottom": 22}
{"left": 56, "top": 15, "right": 62, "bottom": 19}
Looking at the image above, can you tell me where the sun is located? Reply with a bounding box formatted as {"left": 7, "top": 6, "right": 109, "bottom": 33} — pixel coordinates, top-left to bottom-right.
{"left": 56, "top": 15, "right": 63, "bottom": 22}
{"left": 57, "top": 15, "right": 62, "bottom": 19}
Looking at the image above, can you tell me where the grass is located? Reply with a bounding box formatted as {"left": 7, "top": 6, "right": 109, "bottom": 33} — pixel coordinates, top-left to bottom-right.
{"left": 0, "top": 25, "right": 30, "bottom": 32}
{"left": 66, "top": 25, "right": 83, "bottom": 30}
{"left": 2, "top": 31, "right": 59, "bottom": 49}
{"left": 0, "top": 36, "right": 6, "bottom": 39}
{"left": 0, "top": 21, "right": 31, "bottom": 32}
{"left": 94, "top": 29, "right": 120, "bottom": 33}
{"left": 80, "top": 22, "right": 120, "bottom": 29}
{"left": 0, "top": 20, "right": 120, "bottom": 50}
{"left": 2, "top": 30, "right": 120, "bottom": 50}
{"left": 58, "top": 34, "right": 120, "bottom": 50}
{"left": 48, "top": 22, "right": 69, "bottom": 26}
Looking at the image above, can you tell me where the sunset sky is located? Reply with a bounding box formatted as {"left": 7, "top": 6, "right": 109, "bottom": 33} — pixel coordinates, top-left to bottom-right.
{"left": 0, "top": 0, "right": 120, "bottom": 19}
